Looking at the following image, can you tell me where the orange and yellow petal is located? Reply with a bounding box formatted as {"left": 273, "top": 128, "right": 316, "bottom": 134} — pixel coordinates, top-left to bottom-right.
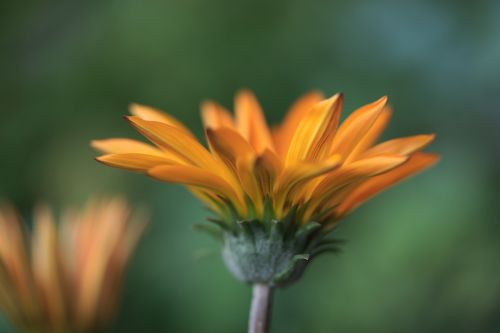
{"left": 148, "top": 164, "right": 246, "bottom": 215}
{"left": 364, "top": 134, "right": 436, "bottom": 157}
{"left": 129, "top": 103, "right": 194, "bottom": 137}
{"left": 126, "top": 116, "right": 218, "bottom": 169}
{"left": 335, "top": 152, "right": 440, "bottom": 217}
{"left": 285, "top": 94, "right": 343, "bottom": 165}
{"left": 91, "top": 138, "right": 165, "bottom": 157}
{"left": 201, "top": 101, "right": 236, "bottom": 130}
{"left": 330, "top": 96, "right": 387, "bottom": 160}
{"left": 96, "top": 153, "right": 174, "bottom": 172}
{"left": 235, "top": 90, "right": 275, "bottom": 153}
{"left": 272, "top": 91, "right": 324, "bottom": 156}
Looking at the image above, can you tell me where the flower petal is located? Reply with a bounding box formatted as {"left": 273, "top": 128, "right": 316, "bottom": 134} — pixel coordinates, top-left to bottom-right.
{"left": 96, "top": 153, "right": 174, "bottom": 172}
{"left": 126, "top": 116, "right": 218, "bottom": 170}
{"left": 274, "top": 155, "right": 342, "bottom": 217}
{"left": 335, "top": 152, "right": 440, "bottom": 217}
{"left": 148, "top": 165, "right": 246, "bottom": 215}
{"left": 91, "top": 138, "right": 165, "bottom": 157}
{"left": 236, "top": 149, "right": 282, "bottom": 215}
{"left": 345, "top": 106, "right": 393, "bottom": 162}
{"left": 201, "top": 101, "right": 236, "bottom": 129}
{"left": 235, "top": 89, "right": 275, "bottom": 153}
{"left": 364, "top": 134, "right": 436, "bottom": 157}
{"left": 129, "top": 103, "right": 194, "bottom": 137}
{"left": 32, "top": 206, "right": 66, "bottom": 329}
{"left": 206, "top": 128, "right": 255, "bottom": 174}
{"left": 314, "top": 154, "right": 408, "bottom": 199}
{"left": 272, "top": 91, "right": 324, "bottom": 156}
{"left": 0, "top": 205, "right": 39, "bottom": 317}
{"left": 285, "top": 94, "right": 343, "bottom": 165}
{"left": 330, "top": 96, "right": 387, "bottom": 160}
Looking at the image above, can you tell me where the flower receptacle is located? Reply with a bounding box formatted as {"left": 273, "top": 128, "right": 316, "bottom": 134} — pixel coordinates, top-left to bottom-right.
{"left": 215, "top": 218, "right": 341, "bottom": 287}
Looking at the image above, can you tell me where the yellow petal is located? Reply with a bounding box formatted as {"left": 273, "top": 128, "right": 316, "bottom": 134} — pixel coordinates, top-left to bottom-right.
{"left": 330, "top": 96, "right": 387, "bottom": 160}
{"left": 285, "top": 94, "right": 343, "bottom": 165}
{"left": 91, "top": 138, "right": 165, "bottom": 157}
{"left": 129, "top": 103, "right": 194, "bottom": 137}
{"left": 364, "top": 134, "right": 436, "bottom": 157}
{"left": 235, "top": 89, "right": 275, "bottom": 153}
{"left": 126, "top": 116, "right": 219, "bottom": 170}
{"left": 201, "top": 101, "right": 236, "bottom": 129}
{"left": 96, "top": 153, "right": 175, "bottom": 172}
{"left": 148, "top": 165, "right": 246, "bottom": 215}
{"left": 335, "top": 152, "right": 440, "bottom": 217}
{"left": 272, "top": 91, "right": 324, "bottom": 156}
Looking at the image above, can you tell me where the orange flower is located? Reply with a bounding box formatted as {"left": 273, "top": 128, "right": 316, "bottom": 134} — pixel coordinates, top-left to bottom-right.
{"left": 92, "top": 90, "right": 438, "bottom": 229}
{"left": 0, "top": 198, "right": 146, "bottom": 333}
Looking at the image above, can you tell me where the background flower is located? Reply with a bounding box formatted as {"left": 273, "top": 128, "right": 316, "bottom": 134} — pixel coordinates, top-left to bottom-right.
{"left": 0, "top": 199, "right": 146, "bottom": 333}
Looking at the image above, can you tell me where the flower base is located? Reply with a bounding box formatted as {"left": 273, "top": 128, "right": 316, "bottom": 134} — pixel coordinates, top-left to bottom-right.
{"left": 212, "top": 217, "right": 342, "bottom": 287}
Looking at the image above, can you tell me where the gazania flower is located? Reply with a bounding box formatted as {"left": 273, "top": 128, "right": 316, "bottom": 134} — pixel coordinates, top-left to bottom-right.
{"left": 92, "top": 90, "right": 438, "bottom": 287}
{"left": 0, "top": 198, "right": 146, "bottom": 333}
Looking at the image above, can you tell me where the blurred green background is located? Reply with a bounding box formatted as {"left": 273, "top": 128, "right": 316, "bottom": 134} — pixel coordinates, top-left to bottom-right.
{"left": 1, "top": 0, "right": 500, "bottom": 332}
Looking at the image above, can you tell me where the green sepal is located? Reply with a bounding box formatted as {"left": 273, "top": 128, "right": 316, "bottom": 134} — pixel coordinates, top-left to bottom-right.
{"left": 271, "top": 253, "right": 310, "bottom": 286}
{"left": 197, "top": 211, "right": 345, "bottom": 287}
{"left": 192, "top": 223, "right": 224, "bottom": 243}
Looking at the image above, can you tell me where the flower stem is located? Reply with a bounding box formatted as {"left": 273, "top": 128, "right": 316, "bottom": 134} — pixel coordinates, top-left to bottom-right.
{"left": 248, "top": 284, "right": 273, "bottom": 333}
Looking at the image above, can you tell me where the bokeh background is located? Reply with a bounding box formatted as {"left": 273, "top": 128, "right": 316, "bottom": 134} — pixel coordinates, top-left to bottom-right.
{"left": 1, "top": 0, "right": 500, "bottom": 332}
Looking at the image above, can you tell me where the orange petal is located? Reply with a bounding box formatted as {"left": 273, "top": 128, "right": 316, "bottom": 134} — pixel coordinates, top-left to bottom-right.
{"left": 285, "top": 94, "right": 343, "bottom": 165}
{"left": 32, "top": 205, "right": 66, "bottom": 329}
{"left": 235, "top": 89, "right": 275, "bottom": 153}
{"left": 206, "top": 128, "right": 255, "bottom": 174}
{"left": 201, "top": 101, "right": 236, "bottom": 130}
{"left": 330, "top": 96, "right": 387, "bottom": 160}
{"left": 148, "top": 165, "right": 246, "bottom": 215}
{"left": 91, "top": 138, "right": 165, "bottom": 157}
{"left": 274, "top": 155, "right": 342, "bottom": 216}
{"left": 273, "top": 91, "right": 324, "bottom": 156}
{"left": 0, "top": 205, "right": 39, "bottom": 317}
{"left": 345, "top": 106, "right": 393, "bottom": 162}
{"left": 129, "top": 103, "right": 194, "bottom": 137}
{"left": 254, "top": 149, "right": 282, "bottom": 194}
{"left": 314, "top": 154, "right": 408, "bottom": 199}
{"left": 236, "top": 149, "right": 282, "bottom": 215}
{"left": 364, "top": 134, "right": 436, "bottom": 157}
{"left": 236, "top": 155, "right": 263, "bottom": 215}
{"left": 96, "top": 153, "right": 175, "bottom": 172}
{"left": 303, "top": 154, "right": 408, "bottom": 221}
{"left": 126, "top": 116, "right": 218, "bottom": 169}
{"left": 335, "top": 152, "right": 440, "bottom": 217}
{"left": 0, "top": 264, "right": 21, "bottom": 320}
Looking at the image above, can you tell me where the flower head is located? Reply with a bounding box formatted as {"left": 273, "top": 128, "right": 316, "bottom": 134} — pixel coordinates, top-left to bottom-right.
{"left": 93, "top": 90, "right": 437, "bottom": 226}
{"left": 0, "top": 198, "right": 146, "bottom": 333}
{"left": 92, "top": 90, "right": 438, "bottom": 286}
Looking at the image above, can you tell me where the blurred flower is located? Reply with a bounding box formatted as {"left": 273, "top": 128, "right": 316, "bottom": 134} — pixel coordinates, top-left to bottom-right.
{"left": 92, "top": 90, "right": 438, "bottom": 286}
{"left": 0, "top": 198, "right": 146, "bottom": 333}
